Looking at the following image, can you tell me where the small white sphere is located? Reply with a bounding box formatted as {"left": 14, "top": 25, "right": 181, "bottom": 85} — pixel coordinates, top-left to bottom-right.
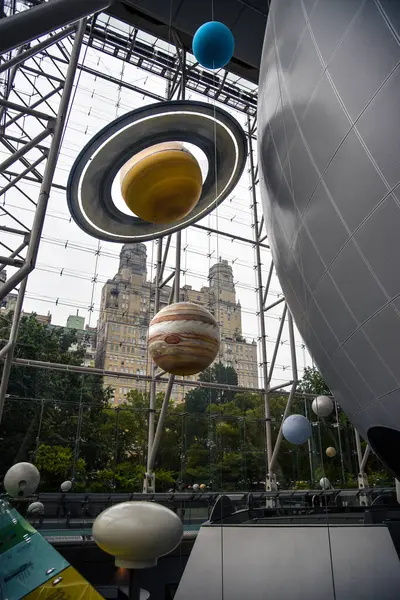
{"left": 192, "top": 484, "right": 200, "bottom": 492}
{"left": 312, "top": 395, "right": 333, "bottom": 417}
{"left": 61, "top": 480, "right": 72, "bottom": 492}
{"left": 27, "top": 501, "right": 44, "bottom": 516}
{"left": 92, "top": 501, "right": 183, "bottom": 569}
{"left": 320, "top": 477, "right": 330, "bottom": 490}
{"left": 4, "top": 462, "right": 40, "bottom": 498}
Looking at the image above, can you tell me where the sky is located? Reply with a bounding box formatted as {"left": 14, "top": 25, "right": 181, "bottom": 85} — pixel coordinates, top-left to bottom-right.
{"left": 0, "top": 12, "right": 314, "bottom": 389}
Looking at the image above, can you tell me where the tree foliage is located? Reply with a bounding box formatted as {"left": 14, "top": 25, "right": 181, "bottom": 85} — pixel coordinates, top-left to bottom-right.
{"left": 0, "top": 315, "right": 392, "bottom": 491}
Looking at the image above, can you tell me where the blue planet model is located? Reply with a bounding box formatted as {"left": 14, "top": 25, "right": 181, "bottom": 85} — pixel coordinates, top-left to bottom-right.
{"left": 282, "top": 414, "right": 312, "bottom": 446}
{"left": 258, "top": 0, "right": 400, "bottom": 476}
{"left": 192, "top": 21, "right": 234, "bottom": 70}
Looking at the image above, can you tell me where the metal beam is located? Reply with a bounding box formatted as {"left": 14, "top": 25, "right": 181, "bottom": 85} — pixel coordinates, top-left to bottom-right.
{"left": 0, "top": 98, "right": 52, "bottom": 121}
{"left": 0, "top": 128, "right": 51, "bottom": 173}
{"left": 0, "top": 25, "right": 75, "bottom": 74}
{"left": 0, "top": 20, "right": 87, "bottom": 422}
{"left": 247, "top": 115, "right": 273, "bottom": 479}
{"left": 0, "top": 0, "right": 111, "bottom": 55}
{"left": 267, "top": 303, "right": 287, "bottom": 383}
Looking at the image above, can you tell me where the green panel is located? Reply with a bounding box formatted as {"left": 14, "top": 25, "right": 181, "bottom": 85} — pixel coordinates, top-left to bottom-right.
{"left": 0, "top": 530, "right": 69, "bottom": 599}
{"left": 0, "top": 502, "right": 36, "bottom": 555}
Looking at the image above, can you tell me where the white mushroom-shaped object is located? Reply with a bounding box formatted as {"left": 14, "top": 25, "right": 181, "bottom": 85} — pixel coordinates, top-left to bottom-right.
{"left": 61, "top": 480, "right": 72, "bottom": 492}
{"left": 320, "top": 477, "right": 330, "bottom": 490}
{"left": 27, "top": 501, "right": 44, "bottom": 515}
{"left": 4, "top": 462, "right": 40, "bottom": 498}
{"left": 92, "top": 501, "right": 184, "bottom": 568}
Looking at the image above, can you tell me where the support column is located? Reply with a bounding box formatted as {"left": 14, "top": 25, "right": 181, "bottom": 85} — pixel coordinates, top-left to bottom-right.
{"left": 144, "top": 239, "right": 163, "bottom": 493}
{"left": 354, "top": 429, "right": 370, "bottom": 506}
{"left": 247, "top": 116, "right": 273, "bottom": 496}
{"left": 0, "top": 20, "right": 87, "bottom": 426}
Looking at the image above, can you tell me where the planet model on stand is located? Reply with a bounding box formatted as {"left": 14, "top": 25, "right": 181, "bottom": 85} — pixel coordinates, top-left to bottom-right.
{"left": 120, "top": 142, "right": 203, "bottom": 224}
{"left": 4, "top": 462, "right": 40, "bottom": 498}
{"left": 148, "top": 302, "right": 220, "bottom": 376}
{"left": 192, "top": 21, "right": 234, "bottom": 70}
{"left": 282, "top": 414, "right": 312, "bottom": 445}
{"left": 312, "top": 396, "right": 334, "bottom": 418}
{"left": 92, "top": 501, "right": 183, "bottom": 569}
{"left": 326, "top": 447, "right": 337, "bottom": 458}
{"left": 61, "top": 480, "right": 73, "bottom": 492}
{"left": 320, "top": 477, "right": 330, "bottom": 490}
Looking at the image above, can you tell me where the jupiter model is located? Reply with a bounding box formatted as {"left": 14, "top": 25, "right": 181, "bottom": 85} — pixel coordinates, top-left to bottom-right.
{"left": 148, "top": 302, "right": 220, "bottom": 376}
{"left": 257, "top": 0, "right": 400, "bottom": 476}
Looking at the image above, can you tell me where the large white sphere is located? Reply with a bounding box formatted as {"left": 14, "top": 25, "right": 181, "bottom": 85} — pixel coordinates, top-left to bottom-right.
{"left": 27, "top": 501, "right": 44, "bottom": 515}
{"left": 320, "top": 477, "right": 330, "bottom": 490}
{"left": 192, "top": 484, "right": 200, "bottom": 492}
{"left": 61, "top": 480, "right": 72, "bottom": 492}
{"left": 92, "top": 501, "right": 183, "bottom": 568}
{"left": 4, "top": 462, "right": 40, "bottom": 498}
{"left": 282, "top": 414, "right": 311, "bottom": 445}
{"left": 312, "top": 395, "right": 334, "bottom": 417}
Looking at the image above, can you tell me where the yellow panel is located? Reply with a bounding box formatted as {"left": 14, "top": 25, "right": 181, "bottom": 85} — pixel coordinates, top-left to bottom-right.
{"left": 23, "top": 566, "right": 104, "bottom": 600}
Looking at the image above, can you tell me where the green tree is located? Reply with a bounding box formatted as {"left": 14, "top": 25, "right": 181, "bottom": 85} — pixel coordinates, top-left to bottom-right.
{"left": 297, "top": 366, "right": 331, "bottom": 396}
{"left": 0, "top": 313, "right": 111, "bottom": 478}
{"left": 185, "top": 362, "right": 238, "bottom": 414}
{"left": 34, "top": 444, "right": 86, "bottom": 491}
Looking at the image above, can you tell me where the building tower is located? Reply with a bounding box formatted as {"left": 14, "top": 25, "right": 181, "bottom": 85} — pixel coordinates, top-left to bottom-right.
{"left": 96, "top": 245, "right": 259, "bottom": 405}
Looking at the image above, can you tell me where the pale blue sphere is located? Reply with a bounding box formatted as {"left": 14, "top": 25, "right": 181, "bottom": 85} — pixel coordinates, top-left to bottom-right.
{"left": 282, "top": 414, "right": 312, "bottom": 445}
{"left": 192, "top": 21, "right": 235, "bottom": 70}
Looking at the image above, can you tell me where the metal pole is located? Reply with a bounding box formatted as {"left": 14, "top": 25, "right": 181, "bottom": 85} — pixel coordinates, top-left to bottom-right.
{"left": 0, "top": 46, "right": 25, "bottom": 131}
{"left": 354, "top": 429, "right": 363, "bottom": 470}
{"left": 269, "top": 383, "right": 296, "bottom": 473}
{"left": 396, "top": 480, "right": 400, "bottom": 505}
{"left": 0, "top": 99, "right": 53, "bottom": 120}
{"left": 334, "top": 401, "right": 346, "bottom": 486}
{"left": 145, "top": 232, "right": 181, "bottom": 487}
{"left": 267, "top": 303, "right": 287, "bottom": 383}
{"left": 0, "top": 19, "right": 86, "bottom": 304}
{"left": 262, "top": 261, "right": 274, "bottom": 307}
{"left": 128, "top": 570, "right": 141, "bottom": 600}
{"left": 174, "top": 231, "right": 181, "bottom": 301}
{"left": 247, "top": 116, "right": 272, "bottom": 475}
{"left": 113, "top": 407, "right": 121, "bottom": 489}
{"left": 0, "top": 128, "right": 52, "bottom": 173}
{"left": 0, "top": 156, "right": 47, "bottom": 198}
{"left": 147, "top": 375, "right": 175, "bottom": 473}
{"left": 269, "top": 312, "right": 298, "bottom": 473}
{"left": 0, "top": 25, "right": 76, "bottom": 75}
{"left": 360, "top": 444, "right": 370, "bottom": 473}
{"left": 145, "top": 240, "right": 162, "bottom": 480}
{"left": 0, "top": 276, "right": 27, "bottom": 424}
{"left": 0, "top": 240, "right": 27, "bottom": 272}
{"left": 0, "top": 20, "right": 86, "bottom": 421}
{"left": 263, "top": 296, "right": 285, "bottom": 312}
{"left": 304, "top": 397, "right": 314, "bottom": 485}
{"left": 0, "top": 0, "right": 111, "bottom": 55}
{"left": 160, "top": 235, "right": 171, "bottom": 279}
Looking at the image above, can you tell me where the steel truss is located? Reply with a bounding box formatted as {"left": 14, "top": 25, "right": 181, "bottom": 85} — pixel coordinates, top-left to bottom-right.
{"left": 0, "top": 2, "right": 371, "bottom": 499}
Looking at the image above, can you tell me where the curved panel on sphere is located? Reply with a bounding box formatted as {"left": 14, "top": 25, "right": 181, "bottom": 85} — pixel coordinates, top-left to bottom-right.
{"left": 258, "top": 0, "right": 400, "bottom": 475}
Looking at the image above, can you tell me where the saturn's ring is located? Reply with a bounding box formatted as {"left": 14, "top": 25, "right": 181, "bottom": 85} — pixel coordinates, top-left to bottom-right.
{"left": 67, "top": 100, "right": 247, "bottom": 243}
